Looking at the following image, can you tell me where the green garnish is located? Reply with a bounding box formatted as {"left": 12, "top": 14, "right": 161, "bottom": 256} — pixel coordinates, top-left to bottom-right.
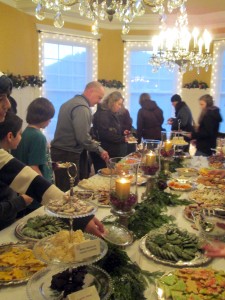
{"left": 97, "top": 244, "right": 164, "bottom": 300}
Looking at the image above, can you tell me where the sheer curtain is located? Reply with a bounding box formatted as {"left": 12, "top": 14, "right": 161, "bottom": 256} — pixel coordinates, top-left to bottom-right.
{"left": 211, "top": 40, "right": 225, "bottom": 132}
{"left": 123, "top": 39, "right": 181, "bottom": 131}
{"left": 38, "top": 26, "right": 98, "bottom": 141}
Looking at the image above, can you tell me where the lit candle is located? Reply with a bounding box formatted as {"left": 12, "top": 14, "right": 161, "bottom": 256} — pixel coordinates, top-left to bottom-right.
{"left": 192, "top": 27, "right": 199, "bottom": 49}
{"left": 203, "top": 29, "right": 212, "bottom": 53}
{"left": 146, "top": 151, "right": 156, "bottom": 166}
{"left": 115, "top": 178, "right": 131, "bottom": 199}
{"left": 164, "top": 140, "right": 173, "bottom": 151}
{"left": 198, "top": 38, "right": 203, "bottom": 54}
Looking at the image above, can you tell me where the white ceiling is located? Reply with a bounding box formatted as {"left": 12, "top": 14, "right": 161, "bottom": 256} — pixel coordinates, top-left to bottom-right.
{"left": 2, "top": 0, "right": 225, "bottom": 32}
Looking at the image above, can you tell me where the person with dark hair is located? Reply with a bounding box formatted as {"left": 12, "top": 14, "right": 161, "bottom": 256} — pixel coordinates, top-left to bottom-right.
{"left": 12, "top": 97, "right": 55, "bottom": 213}
{"left": 8, "top": 96, "right": 17, "bottom": 114}
{"left": 168, "top": 94, "right": 193, "bottom": 132}
{"left": 0, "top": 112, "right": 22, "bottom": 144}
{"left": 90, "top": 91, "right": 128, "bottom": 173}
{"left": 0, "top": 75, "right": 12, "bottom": 121}
{"left": 13, "top": 97, "right": 55, "bottom": 182}
{"left": 187, "top": 94, "right": 222, "bottom": 156}
{"left": 0, "top": 74, "right": 105, "bottom": 236}
{"left": 168, "top": 94, "right": 193, "bottom": 152}
{"left": 0, "top": 112, "right": 33, "bottom": 229}
{"left": 137, "top": 93, "right": 164, "bottom": 143}
{"left": 51, "top": 81, "right": 109, "bottom": 191}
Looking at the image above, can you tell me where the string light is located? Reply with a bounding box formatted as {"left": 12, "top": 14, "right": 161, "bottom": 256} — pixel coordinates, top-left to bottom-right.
{"left": 123, "top": 40, "right": 182, "bottom": 106}
{"left": 210, "top": 40, "right": 225, "bottom": 100}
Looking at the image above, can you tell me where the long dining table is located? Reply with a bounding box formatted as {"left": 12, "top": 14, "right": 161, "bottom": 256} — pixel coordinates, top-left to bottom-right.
{"left": 0, "top": 173, "right": 225, "bottom": 300}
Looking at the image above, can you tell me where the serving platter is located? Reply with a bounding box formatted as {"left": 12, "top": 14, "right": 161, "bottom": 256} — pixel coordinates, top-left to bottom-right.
{"left": 33, "top": 232, "right": 108, "bottom": 266}
{"left": 27, "top": 265, "right": 113, "bottom": 300}
{"left": 196, "top": 176, "right": 225, "bottom": 190}
{"left": 102, "top": 223, "right": 133, "bottom": 246}
{"left": 98, "top": 168, "right": 112, "bottom": 177}
{"left": 155, "top": 268, "right": 225, "bottom": 300}
{"left": 0, "top": 242, "right": 46, "bottom": 286}
{"left": 183, "top": 203, "right": 222, "bottom": 223}
{"left": 175, "top": 167, "right": 198, "bottom": 177}
{"left": 44, "top": 198, "right": 97, "bottom": 219}
{"left": 78, "top": 176, "right": 111, "bottom": 191}
{"left": 167, "top": 180, "right": 194, "bottom": 192}
{"left": 15, "top": 215, "right": 69, "bottom": 242}
{"left": 139, "top": 225, "right": 211, "bottom": 267}
{"left": 189, "top": 189, "right": 225, "bottom": 206}
{"left": 92, "top": 190, "right": 110, "bottom": 207}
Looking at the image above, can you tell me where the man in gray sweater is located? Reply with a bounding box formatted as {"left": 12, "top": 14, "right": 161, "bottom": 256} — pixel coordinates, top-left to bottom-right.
{"left": 51, "top": 81, "right": 109, "bottom": 191}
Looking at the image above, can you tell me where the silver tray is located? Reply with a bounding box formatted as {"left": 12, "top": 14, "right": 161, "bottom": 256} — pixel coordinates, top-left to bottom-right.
{"left": 167, "top": 180, "right": 194, "bottom": 192}
{"left": 0, "top": 242, "right": 45, "bottom": 286}
{"left": 27, "top": 264, "right": 113, "bottom": 300}
{"left": 102, "top": 223, "right": 133, "bottom": 246}
{"left": 44, "top": 199, "right": 98, "bottom": 219}
{"left": 139, "top": 234, "right": 211, "bottom": 267}
{"left": 15, "top": 215, "right": 69, "bottom": 242}
{"left": 33, "top": 232, "right": 108, "bottom": 266}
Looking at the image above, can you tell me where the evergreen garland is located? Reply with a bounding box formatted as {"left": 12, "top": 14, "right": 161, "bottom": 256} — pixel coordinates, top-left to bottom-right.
{"left": 98, "top": 79, "right": 124, "bottom": 89}
{"left": 6, "top": 73, "right": 46, "bottom": 89}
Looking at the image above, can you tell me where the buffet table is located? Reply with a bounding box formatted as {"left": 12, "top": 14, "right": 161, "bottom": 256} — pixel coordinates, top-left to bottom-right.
{"left": 0, "top": 175, "right": 225, "bottom": 300}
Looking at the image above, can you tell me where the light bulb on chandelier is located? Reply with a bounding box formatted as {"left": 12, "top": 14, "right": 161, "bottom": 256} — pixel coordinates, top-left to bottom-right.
{"left": 149, "top": 10, "right": 213, "bottom": 73}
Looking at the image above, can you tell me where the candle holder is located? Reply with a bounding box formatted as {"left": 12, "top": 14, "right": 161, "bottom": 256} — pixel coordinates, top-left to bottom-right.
{"left": 140, "top": 140, "right": 161, "bottom": 196}
{"left": 161, "top": 131, "right": 175, "bottom": 158}
{"left": 109, "top": 157, "right": 139, "bottom": 227}
{"left": 160, "top": 132, "right": 175, "bottom": 175}
{"left": 140, "top": 139, "right": 161, "bottom": 177}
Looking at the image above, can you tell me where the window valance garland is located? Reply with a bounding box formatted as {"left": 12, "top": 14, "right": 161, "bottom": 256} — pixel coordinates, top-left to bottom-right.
{"left": 98, "top": 79, "right": 124, "bottom": 89}
{"left": 3, "top": 73, "right": 46, "bottom": 89}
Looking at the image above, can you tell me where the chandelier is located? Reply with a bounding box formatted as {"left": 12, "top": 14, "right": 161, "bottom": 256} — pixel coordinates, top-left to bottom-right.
{"left": 149, "top": 10, "right": 213, "bottom": 73}
{"left": 33, "top": 0, "right": 186, "bottom": 35}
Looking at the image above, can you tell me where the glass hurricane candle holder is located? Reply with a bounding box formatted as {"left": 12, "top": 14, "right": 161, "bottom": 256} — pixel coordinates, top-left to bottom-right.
{"left": 161, "top": 131, "right": 175, "bottom": 158}
{"left": 109, "top": 157, "right": 139, "bottom": 226}
{"left": 140, "top": 139, "right": 161, "bottom": 177}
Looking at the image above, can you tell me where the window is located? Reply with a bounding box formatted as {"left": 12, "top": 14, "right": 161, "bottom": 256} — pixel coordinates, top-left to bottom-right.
{"left": 123, "top": 41, "right": 181, "bottom": 131}
{"left": 38, "top": 28, "right": 98, "bottom": 140}
{"left": 211, "top": 40, "right": 225, "bottom": 133}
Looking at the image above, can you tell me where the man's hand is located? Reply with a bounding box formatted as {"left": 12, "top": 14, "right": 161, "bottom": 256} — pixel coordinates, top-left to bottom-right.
{"left": 85, "top": 217, "right": 105, "bottom": 237}
{"left": 100, "top": 150, "right": 109, "bottom": 162}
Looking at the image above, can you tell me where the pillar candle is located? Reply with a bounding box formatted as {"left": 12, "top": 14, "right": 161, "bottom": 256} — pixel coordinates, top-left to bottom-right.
{"left": 115, "top": 178, "right": 131, "bottom": 199}
{"left": 146, "top": 152, "right": 156, "bottom": 166}
{"left": 164, "top": 140, "right": 173, "bottom": 151}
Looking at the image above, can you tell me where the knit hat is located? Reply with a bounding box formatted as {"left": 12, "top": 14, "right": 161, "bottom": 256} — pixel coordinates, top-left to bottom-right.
{"left": 0, "top": 74, "right": 13, "bottom": 95}
{"left": 171, "top": 94, "right": 182, "bottom": 102}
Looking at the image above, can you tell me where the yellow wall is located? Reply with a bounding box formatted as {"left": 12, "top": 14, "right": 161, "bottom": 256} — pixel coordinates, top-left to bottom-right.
{"left": 0, "top": 2, "right": 220, "bottom": 86}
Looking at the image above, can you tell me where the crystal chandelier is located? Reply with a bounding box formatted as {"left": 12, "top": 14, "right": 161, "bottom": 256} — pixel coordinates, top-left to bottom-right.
{"left": 144, "top": 0, "right": 187, "bottom": 15}
{"left": 149, "top": 10, "right": 213, "bottom": 73}
{"left": 33, "top": 0, "right": 186, "bottom": 35}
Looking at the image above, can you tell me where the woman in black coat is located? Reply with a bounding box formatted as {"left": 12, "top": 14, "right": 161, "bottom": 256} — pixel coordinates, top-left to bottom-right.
{"left": 190, "top": 94, "right": 222, "bottom": 156}
{"left": 90, "top": 91, "right": 128, "bottom": 172}
{"left": 137, "top": 93, "right": 164, "bottom": 143}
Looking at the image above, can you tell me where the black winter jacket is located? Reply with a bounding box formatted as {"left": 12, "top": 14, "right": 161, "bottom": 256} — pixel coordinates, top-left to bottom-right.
{"left": 192, "top": 106, "right": 222, "bottom": 156}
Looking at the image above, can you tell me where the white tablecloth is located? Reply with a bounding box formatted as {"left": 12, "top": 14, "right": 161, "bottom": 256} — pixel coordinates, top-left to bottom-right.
{"left": 0, "top": 179, "right": 224, "bottom": 300}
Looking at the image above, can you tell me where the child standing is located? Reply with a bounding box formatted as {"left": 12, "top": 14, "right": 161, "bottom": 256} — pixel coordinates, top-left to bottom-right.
{"left": 13, "top": 97, "right": 55, "bottom": 183}
{"left": 12, "top": 97, "right": 55, "bottom": 213}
